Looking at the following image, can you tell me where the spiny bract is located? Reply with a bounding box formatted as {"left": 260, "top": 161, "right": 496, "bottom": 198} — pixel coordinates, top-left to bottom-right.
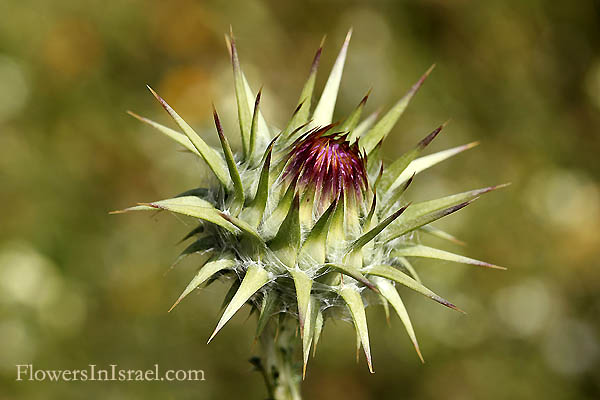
{"left": 115, "top": 30, "right": 506, "bottom": 374}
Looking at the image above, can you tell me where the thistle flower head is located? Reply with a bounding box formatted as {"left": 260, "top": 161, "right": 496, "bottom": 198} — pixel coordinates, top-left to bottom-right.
{"left": 283, "top": 125, "right": 368, "bottom": 211}
{"left": 115, "top": 30, "right": 506, "bottom": 379}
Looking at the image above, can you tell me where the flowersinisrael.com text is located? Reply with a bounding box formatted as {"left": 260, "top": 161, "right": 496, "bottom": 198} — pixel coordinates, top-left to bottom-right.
{"left": 16, "top": 364, "right": 205, "bottom": 382}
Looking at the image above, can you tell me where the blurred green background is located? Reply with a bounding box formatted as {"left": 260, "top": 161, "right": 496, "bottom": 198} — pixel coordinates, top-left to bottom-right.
{"left": 1, "top": 0, "right": 599, "bottom": 399}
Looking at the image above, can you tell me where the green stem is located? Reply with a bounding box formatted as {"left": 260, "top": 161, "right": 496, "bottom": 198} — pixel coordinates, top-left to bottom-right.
{"left": 255, "top": 315, "right": 302, "bottom": 400}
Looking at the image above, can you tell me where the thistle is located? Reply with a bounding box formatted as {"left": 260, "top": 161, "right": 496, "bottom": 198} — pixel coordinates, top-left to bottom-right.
{"left": 114, "top": 30, "right": 506, "bottom": 400}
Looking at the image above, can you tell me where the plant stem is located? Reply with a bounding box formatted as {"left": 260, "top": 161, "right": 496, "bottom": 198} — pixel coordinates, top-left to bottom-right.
{"left": 255, "top": 315, "right": 302, "bottom": 400}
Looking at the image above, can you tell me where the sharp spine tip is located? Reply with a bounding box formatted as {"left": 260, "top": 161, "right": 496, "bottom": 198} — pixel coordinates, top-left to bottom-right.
{"left": 452, "top": 200, "right": 474, "bottom": 213}
{"left": 406, "top": 172, "right": 416, "bottom": 187}
{"left": 451, "top": 304, "right": 466, "bottom": 314}
{"left": 311, "top": 46, "right": 323, "bottom": 73}
{"left": 168, "top": 298, "right": 182, "bottom": 313}
{"left": 426, "top": 63, "right": 436, "bottom": 75}
{"left": 413, "top": 342, "right": 425, "bottom": 364}
{"left": 411, "top": 65, "right": 435, "bottom": 94}
{"left": 360, "top": 89, "right": 371, "bottom": 105}
{"left": 451, "top": 236, "right": 467, "bottom": 246}
{"left": 418, "top": 124, "right": 444, "bottom": 148}
{"left": 207, "top": 329, "right": 218, "bottom": 344}
{"left": 494, "top": 182, "right": 512, "bottom": 190}
{"left": 480, "top": 183, "right": 511, "bottom": 195}
{"left": 319, "top": 34, "right": 327, "bottom": 47}
{"left": 483, "top": 262, "right": 508, "bottom": 270}
{"left": 367, "top": 359, "right": 374, "bottom": 374}
{"left": 212, "top": 107, "right": 226, "bottom": 137}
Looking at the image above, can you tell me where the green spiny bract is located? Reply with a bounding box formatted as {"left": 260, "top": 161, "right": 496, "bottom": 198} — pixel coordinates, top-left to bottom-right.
{"left": 115, "top": 30, "right": 506, "bottom": 377}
